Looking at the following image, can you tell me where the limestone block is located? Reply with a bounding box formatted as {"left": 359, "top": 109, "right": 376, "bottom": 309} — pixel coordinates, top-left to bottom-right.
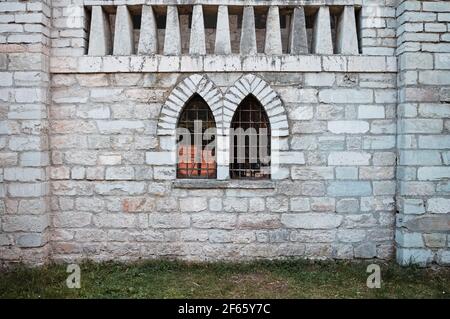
{"left": 164, "top": 6, "right": 181, "bottom": 55}
{"left": 3, "top": 215, "right": 49, "bottom": 232}
{"left": 189, "top": 5, "right": 206, "bottom": 55}
{"left": 145, "top": 152, "right": 175, "bottom": 165}
{"left": 328, "top": 121, "right": 370, "bottom": 134}
{"left": 281, "top": 213, "right": 343, "bottom": 229}
{"left": 88, "top": 6, "right": 111, "bottom": 56}
{"left": 113, "top": 6, "right": 134, "bottom": 56}
{"left": 418, "top": 167, "right": 450, "bottom": 181}
{"left": 327, "top": 181, "right": 372, "bottom": 196}
{"left": 427, "top": 198, "right": 450, "bottom": 214}
{"left": 312, "top": 7, "right": 333, "bottom": 54}
{"left": 288, "top": 7, "right": 308, "bottom": 54}
{"left": 180, "top": 197, "right": 208, "bottom": 212}
{"left": 336, "top": 6, "right": 359, "bottom": 54}
{"left": 396, "top": 248, "right": 433, "bottom": 266}
{"left": 105, "top": 167, "right": 135, "bottom": 181}
{"left": 328, "top": 152, "right": 371, "bottom": 166}
{"left": 16, "top": 233, "right": 46, "bottom": 248}
{"left": 396, "top": 230, "right": 424, "bottom": 248}
{"left": 93, "top": 213, "right": 136, "bottom": 228}
{"left": 399, "top": 150, "right": 442, "bottom": 165}
{"left": 240, "top": 6, "right": 257, "bottom": 55}
{"left": 354, "top": 243, "right": 376, "bottom": 259}
{"left": 214, "top": 6, "right": 232, "bottom": 54}
{"left": 264, "top": 6, "right": 282, "bottom": 55}
{"left": 138, "top": 5, "right": 158, "bottom": 55}
{"left": 149, "top": 214, "right": 190, "bottom": 229}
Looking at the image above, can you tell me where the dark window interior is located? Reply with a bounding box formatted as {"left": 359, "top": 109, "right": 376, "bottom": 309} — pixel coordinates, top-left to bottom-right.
{"left": 230, "top": 95, "right": 271, "bottom": 180}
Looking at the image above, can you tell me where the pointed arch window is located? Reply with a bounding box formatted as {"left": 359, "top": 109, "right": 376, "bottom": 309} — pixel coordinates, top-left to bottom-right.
{"left": 230, "top": 95, "right": 271, "bottom": 179}
{"left": 176, "top": 94, "right": 217, "bottom": 179}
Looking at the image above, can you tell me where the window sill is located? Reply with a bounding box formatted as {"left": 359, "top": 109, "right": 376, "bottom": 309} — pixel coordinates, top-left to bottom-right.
{"left": 172, "top": 179, "right": 275, "bottom": 189}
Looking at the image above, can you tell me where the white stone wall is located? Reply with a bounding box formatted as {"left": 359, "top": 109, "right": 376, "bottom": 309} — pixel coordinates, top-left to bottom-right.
{"left": 396, "top": 0, "right": 450, "bottom": 266}
{"left": 50, "top": 1, "right": 398, "bottom": 57}
{"left": 1, "top": 0, "right": 450, "bottom": 266}
{"left": 47, "top": 69, "right": 397, "bottom": 262}
{"left": 0, "top": 0, "right": 52, "bottom": 265}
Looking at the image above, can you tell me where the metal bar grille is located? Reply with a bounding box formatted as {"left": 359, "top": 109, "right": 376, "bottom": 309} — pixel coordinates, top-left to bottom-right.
{"left": 177, "top": 94, "right": 217, "bottom": 179}
{"left": 230, "top": 95, "right": 271, "bottom": 179}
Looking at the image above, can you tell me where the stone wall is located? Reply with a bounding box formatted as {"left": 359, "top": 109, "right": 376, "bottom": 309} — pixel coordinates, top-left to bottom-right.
{"left": 0, "top": 0, "right": 52, "bottom": 265}
{"left": 48, "top": 65, "right": 398, "bottom": 262}
{"left": 1, "top": 0, "right": 449, "bottom": 266}
{"left": 396, "top": 0, "right": 450, "bottom": 266}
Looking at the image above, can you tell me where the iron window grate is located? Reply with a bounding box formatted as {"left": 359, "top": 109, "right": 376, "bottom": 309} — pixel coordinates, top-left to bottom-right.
{"left": 230, "top": 95, "right": 271, "bottom": 180}
{"left": 177, "top": 94, "right": 217, "bottom": 179}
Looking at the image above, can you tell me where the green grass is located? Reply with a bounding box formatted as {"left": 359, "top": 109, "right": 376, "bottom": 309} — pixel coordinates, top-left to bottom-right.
{"left": 0, "top": 259, "right": 449, "bottom": 298}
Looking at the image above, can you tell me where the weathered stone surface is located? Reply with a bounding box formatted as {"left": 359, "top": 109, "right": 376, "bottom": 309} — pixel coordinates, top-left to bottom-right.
{"left": 215, "top": 6, "right": 232, "bottom": 54}
{"left": 113, "top": 6, "right": 134, "bottom": 56}
{"left": 328, "top": 152, "right": 371, "bottom": 166}
{"left": 354, "top": 243, "right": 377, "bottom": 259}
{"left": 240, "top": 6, "right": 257, "bottom": 55}
{"left": 3, "top": 0, "right": 450, "bottom": 267}
{"left": 328, "top": 120, "right": 371, "bottom": 134}
{"left": 312, "top": 7, "right": 333, "bottom": 54}
{"left": 336, "top": 6, "right": 359, "bottom": 54}
{"left": 137, "top": 5, "right": 158, "bottom": 55}
{"left": 404, "top": 215, "right": 450, "bottom": 233}
{"left": 328, "top": 181, "right": 372, "bottom": 197}
{"left": 189, "top": 5, "right": 206, "bottom": 55}
{"left": 88, "top": 6, "right": 111, "bottom": 56}
{"left": 427, "top": 198, "right": 450, "bottom": 214}
{"left": 16, "top": 234, "right": 46, "bottom": 248}
{"left": 164, "top": 6, "right": 181, "bottom": 55}
{"left": 397, "top": 248, "right": 434, "bottom": 266}
{"left": 180, "top": 197, "right": 207, "bottom": 212}
{"left": 264, "top": 6, "right": 282, "bottom": 55}
{"left": 281, "top": 213, "right": 343, "bottom": 229}
{"left": 288, "top": 7, "right": 308, "bottom": 54}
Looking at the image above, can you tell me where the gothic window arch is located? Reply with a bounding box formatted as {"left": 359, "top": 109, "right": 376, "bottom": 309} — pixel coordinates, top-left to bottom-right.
{"left": 230, "top": 95, "right": 271, "bottom": 179}
{"left": 176, "top": 94, "right": 217, "bottom": 179}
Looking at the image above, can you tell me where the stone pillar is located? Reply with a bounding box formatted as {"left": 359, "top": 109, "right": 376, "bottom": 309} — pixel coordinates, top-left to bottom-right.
{"left": 240, "top": 6, "right": 257, "bottom": 55}
{"left": 113, "top": 5, "right": 134, "bottom": 55}
{"left": 312, "top": 6, "right": 333, "bottom": 54}
{"left": 215, "top": 5, "right": 232, "bottom": 55}
{"left": 138, "top": 5, "right": 158, "bottom": 55}
{"left": 0, "top": 0, "right": 51, "bottom": 265}
{"left": 396, "top": 0, "right": 450, "bottom": 266}
{"left": 264, "top": 6, "right": 282, "bottom": 55}
{"left": 288, "top": 7, "right": 308, "bottom": 54}
{"left": 189, "top": 5, "right": 206, "bottom": 55}
{"left": 164, "top": 6, "right": 182, "bottom": 55}
{"left": 88, "top": 6, "right": 112, "bottom": 56}
{"left": 336, "top": 6, "right": 359, "bottom": 55}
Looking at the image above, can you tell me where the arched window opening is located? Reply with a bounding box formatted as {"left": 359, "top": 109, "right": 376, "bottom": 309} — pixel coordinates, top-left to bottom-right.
{"left": 177, "top": 94, "right": 217, "bottom": 179}
{"left": 230, "top": 95, "right": 271, "bottom": 179}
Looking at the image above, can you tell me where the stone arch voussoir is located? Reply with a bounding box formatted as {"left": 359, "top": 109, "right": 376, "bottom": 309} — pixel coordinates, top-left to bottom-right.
{"left": 157, "top": 74, "right": 223, "bottom": 136}
{"left": 223, "top": 74, "right": 289, "bottom": 137}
